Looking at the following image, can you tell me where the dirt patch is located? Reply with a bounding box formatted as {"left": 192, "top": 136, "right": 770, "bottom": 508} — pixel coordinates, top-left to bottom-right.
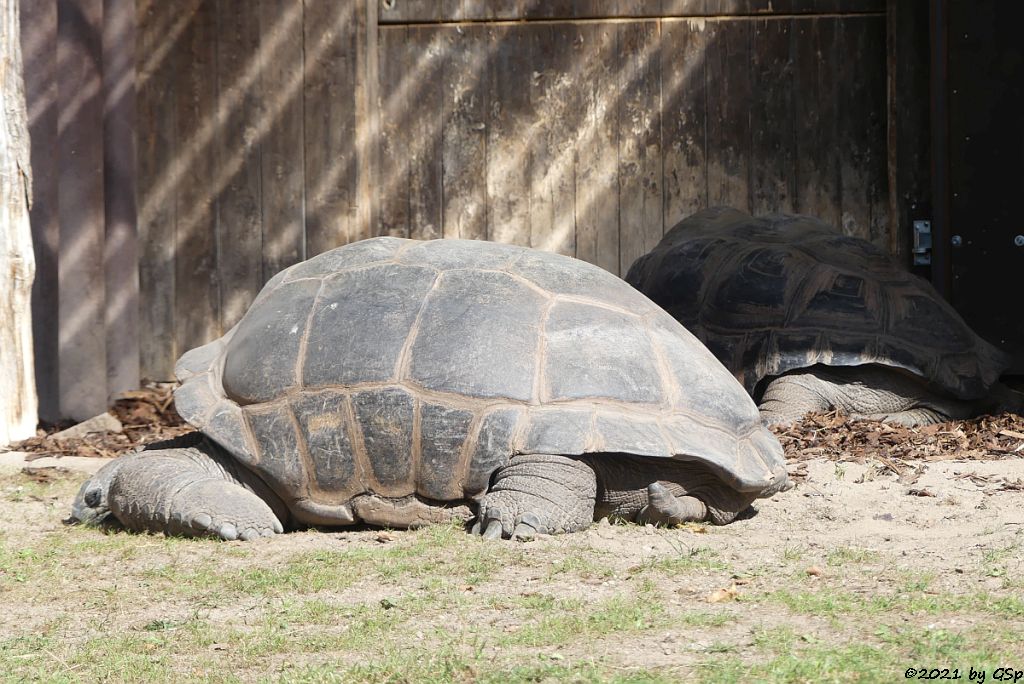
{"left": 1, "top": 410, "right": 1023, "bottom": 680}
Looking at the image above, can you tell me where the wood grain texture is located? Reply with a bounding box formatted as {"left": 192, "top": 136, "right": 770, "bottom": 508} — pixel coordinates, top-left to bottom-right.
{"left": 173, "top": 0, "right": 219, "bottom": 360}
{"left": 1, "top": 0, "right": 38, "bottom": 441}
{"left": 749, "top": 17, "right": 796, "bottom": 215}
{"left": 381, "top": 1, "right": 884, "bottom": 22}
{"left": 116, "top": 5, "right": 898, "bottom": 407}
{"left": 661, "top": 18, "right": 707, "bottom": 229}
{"left": 376, "top": 24, "right": 411, "bottom": 238}
{"left": 137, "top": 0, "right": 177, "bottom": 380}
{"left": 354, "top": 0, "right": 378, "bottom": 243}
{"left": 705, "top": 18, "right": 752, "bottom": 211}
{"left": 885, "top": 0, "right": 929, "bottom": 262}
{"left": 617, "top": 20, "right": 662, "bottom": 276}
{"left": 57, "top": 0, "right": 107, "bottom": 416}
{"left": 528, "top": 22, "right": 577, "bottom": 256}
{"left": 792, "top": 16, "right": 840, "bottom": 228}
{"left": 440, "top": 24, "right": 488, "bottom": 240}
{"left": 259, "top": 0, "right": 305, "bottom": 280}
{"left": 216, "top": 0, "right": 263, "bottom": 329}
{"left": 303, "top": 0, "right": 360, "bottom": 255}
{"left": 377, "top": 0, "right": 440, "bottom": 23}
{"left": 406, "top": 25, "right": 445, "bottom": 240}
{"left": 835, "top": 15, "right": 887, "bottom": 247}
{"left": 102, "top": 0, "right": 140, "bottom": 399}
{"left": 573, "top": 21, "right": 619, "bottom": 274}
{"left": 21, "top": 0, "right": 59, "bottom": 419}
{"left": 485, "top": 24, "right": 532, "bottom": 246}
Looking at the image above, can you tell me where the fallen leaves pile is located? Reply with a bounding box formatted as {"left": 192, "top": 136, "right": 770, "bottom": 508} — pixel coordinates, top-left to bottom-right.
{"left": 2, "top": 384, "right": 192, "bottom": 460}
{"left": 774, "top": 410, "right": 1024, "bottom": 489}
{"left": 772, "top": 410, "right": 1024, "bottom": 463}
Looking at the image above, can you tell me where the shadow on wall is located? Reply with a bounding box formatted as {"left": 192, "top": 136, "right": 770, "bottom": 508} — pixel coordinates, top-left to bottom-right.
{"left": 22, "top": 0, "right": 890, "bottom": 420}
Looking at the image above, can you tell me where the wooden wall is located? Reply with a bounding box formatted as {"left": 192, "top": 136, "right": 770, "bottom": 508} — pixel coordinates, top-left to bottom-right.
{"left": 21, "top": 0, "right": 138, "bottom": 422}
{"left": 23, "top": 0, "right": 907, "bottom": 419}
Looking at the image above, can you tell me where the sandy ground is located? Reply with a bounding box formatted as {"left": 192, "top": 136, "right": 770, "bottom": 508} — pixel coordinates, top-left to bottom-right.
{"left": 3, "top": 448, "right": 1021, "bottom": 599}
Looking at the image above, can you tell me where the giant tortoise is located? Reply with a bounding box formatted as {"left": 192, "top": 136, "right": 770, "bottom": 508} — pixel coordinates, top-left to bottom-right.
{"left": 72, "top": 236, "right": 789, "bottom": 541}
{"left": 626, "top": 207, "right": 1016, "bottom": 426}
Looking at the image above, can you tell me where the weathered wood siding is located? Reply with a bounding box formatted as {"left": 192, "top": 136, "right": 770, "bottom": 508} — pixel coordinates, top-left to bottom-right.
{"left": 130, "top": 0, "right": 889, "bottom": 382}
{"left": 24, "top": 0, "right": 902, "bottom": 410}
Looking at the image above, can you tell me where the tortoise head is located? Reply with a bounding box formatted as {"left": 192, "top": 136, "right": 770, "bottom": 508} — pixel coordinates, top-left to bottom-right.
{"left": 69, "top": 457, "right": 125, "bottom": 526}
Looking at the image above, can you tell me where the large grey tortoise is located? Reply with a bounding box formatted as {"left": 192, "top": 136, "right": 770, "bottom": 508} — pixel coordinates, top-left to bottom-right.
{"left": 626, "top": 207, "right": 1017, "bottom": 427}
{"left": 72, "top": 236, "right": 789, "bottom": 541}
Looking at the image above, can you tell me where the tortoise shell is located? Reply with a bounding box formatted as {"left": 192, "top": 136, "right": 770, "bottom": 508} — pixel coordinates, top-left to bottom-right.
{"left": 172, "top": 237, "right": 785, "bottom": 525}
{"left": 625, "top": 207, "right": 1010, "bottom": 399}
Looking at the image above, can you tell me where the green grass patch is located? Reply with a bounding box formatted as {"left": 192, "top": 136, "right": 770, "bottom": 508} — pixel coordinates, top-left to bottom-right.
{"left": 636, "top": 545, "right": 728, "bottom": 574}
{"left": 769, "top": 587, "right": 1024, "bottom": 618}
{"left": 700, "top": 624, "right": 1024, "bottom": 683}
{"left": 825, "top": 546, "right": 881, "bottom": 567}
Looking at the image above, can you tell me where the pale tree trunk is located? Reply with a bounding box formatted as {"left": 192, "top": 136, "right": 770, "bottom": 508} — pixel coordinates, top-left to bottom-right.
{"left": 0, "top": 0, "right": 37, "bottom": 445}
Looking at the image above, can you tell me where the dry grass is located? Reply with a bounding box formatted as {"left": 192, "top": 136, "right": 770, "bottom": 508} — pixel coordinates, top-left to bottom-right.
{"left": 1, "top": 462, "right": 1023, "bottom": 683}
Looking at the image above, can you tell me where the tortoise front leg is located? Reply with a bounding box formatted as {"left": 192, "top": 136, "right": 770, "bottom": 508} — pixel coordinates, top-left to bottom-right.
{"left": 74, "top": 441, "right": 285, "bottom": 541}
{"left": 471, "top": 454, "right": 597, "bottom": 540}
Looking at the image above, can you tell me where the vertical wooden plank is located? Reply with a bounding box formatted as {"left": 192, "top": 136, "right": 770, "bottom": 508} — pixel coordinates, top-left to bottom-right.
{"left": 2, "top": 0, "right": 38, "bottom": 441}
{"left": 865, "top": 12, "right": 890, "bottom": 252}
{"left": 524, "top": 0, "right": 634, "bottom": 19}
{"left": 528, "top": 23, "right": 577, "bottom": 255}
{"left": 487, "top": 0, "right": 528, "bottom": 20}
{"left": 792, "top": 16, "right": 840, "bottom": 228}
{"left": 304, "top": 0, "right": 360, "bottom": 255}
{"left": 836, "top": 16, "right": 887, "bottom": 246}
{"left": 704, "top": 19, "right": 752, "bottom": 211}
{"left": 57, "top": 0, "right": 107, "bottom": 417}
{"left": 407, "top": 25, "right": 444, "bottom": 240}
{"left": 21, "top": 0, "right": 59, "bottom": 418}
{"left": 886, "top": 0, "right": 930, "bottom": 263}
{"left": 574, "top": 21, "right": 619, "bottom": 273}
{"left": 661, "top": 18, "right": 707, "bottom": 228}
{"left": 521, "top": 0, "right": 582, "bottom": 19}
{"left": 661, "top": 0, "right": 709, "bottom": 15}
{"left": 376, "top": 24, "right": 411, "bottom": 238}
{"left": 103, "top": 0, "right": 140, "bottom": 398}
{"left": 216, "top": 0, "right": 263, "bottom": 329}
{"left": 354, "top": 0, "right": 378, "bottom": 243}
{"left": 378, "top": 0, "right": 441, "bottom": 23}
{"left": 441, "top": 24, "right": 488, "bottom": 240}
{"left": 174, "top": 0, "right": 219, "bottom": 357}
{"left": 137, "top": 0, "right": 177, "bottom": 380}
{"left": 749, "top": 18, "right": 796, "bottom": 215}
{"left": 486, "top": 24, "right": 531, "bottom": 246}
{"left": 618, "top": 20, "right": 662, "bottom": 275}
{"left": 616, "top": 0, "right": 660, "bottom": 16}
{"left": 441, "top": 0, "right": 464, "bottom": 21}
{"left": 259, "top": 0, "right": 305, "bottom": 280}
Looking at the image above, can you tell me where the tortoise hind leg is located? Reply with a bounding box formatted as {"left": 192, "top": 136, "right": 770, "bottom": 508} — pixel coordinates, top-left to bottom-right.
{"left": 472, "top": 454, "right": 597, "bottom": 540}
{"left": 107, "top": 442, "right": 284, "bottom": 541}
{"left": 587, "top": 455, "right": 761, "bottom": 526}
{"left": 638, "top": 482, "right": 759, "bottom": 526}
{"left": 761, "top": 366, "right": 976, "bottom": 427}
{"left": 757, "top": 372, "right": 832, "bottom": 425}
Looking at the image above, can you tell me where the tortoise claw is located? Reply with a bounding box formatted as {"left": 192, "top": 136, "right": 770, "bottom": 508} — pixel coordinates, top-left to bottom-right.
{"left": 511, "top": 512, "right": 542, "bottom": 541}
{"left": 218, "top": 523, "right": 239, "bottom": 541}
{"left": 482, "top": 519, "right": 504, "bottom": 540}
{"left": 191, "top": 513, "right": 213, "bottom": 531}
{"left": 640, "top": 483, "right": 707, "bottom": 525}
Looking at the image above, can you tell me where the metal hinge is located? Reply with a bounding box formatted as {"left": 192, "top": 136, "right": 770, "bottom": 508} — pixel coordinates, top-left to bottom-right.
{"left": 913, "top": 220, "right": 932, "bottom": 266}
